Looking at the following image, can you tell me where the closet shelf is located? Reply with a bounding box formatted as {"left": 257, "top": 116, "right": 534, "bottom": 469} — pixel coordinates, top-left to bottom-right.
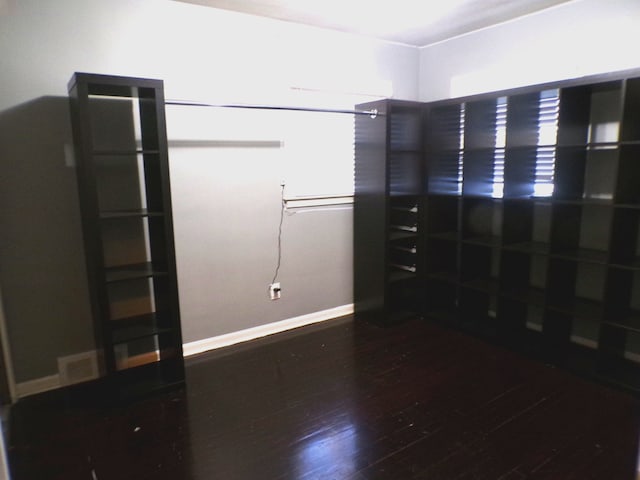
{"left": 547, "top": 297, "right": 604, "bottom": 321}
{"left": 388, "top": 270, "right": 417, "bottom": 282}
{"left": 390, "top": 224, "right": 418, "bottom": 233}
{"left": 105, "top": 262, "right": 168, "bottom": 283}
{"left": 602, "top": 316, "right": 640, "bottom": 334}
{"left": 428, "top": 231, "right": 459, "bottom": 242}
{"left": 112, "top": 324, "right": 174, "bottom": 346}
{"left": 100, "top": 209, "right": 164, "bottom": 219}
{"left": 461, "top": 277, "right": 500, "bottom": 295}
{"left": 502, "top": 241, "right": 550, "bottom": 255}
{"left": 501, "top": 286, "right": 546, "bottom": 306}
{"left": 426, "top": 271, "right": 459, "bottom": 284}
{"left": 551, "top": 198, "right": 614, "bottom": 207}
{"left": 461, "top": 235, "right": 501, "bottom": 247}
{"left": 391, "top": 205, "right": 418, "bottom": 213}
{"left": 550, "top": 248, "right": 609, "bottom": 265}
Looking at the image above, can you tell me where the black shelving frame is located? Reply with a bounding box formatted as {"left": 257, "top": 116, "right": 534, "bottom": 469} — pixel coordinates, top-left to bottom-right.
{"left": 68, "top": 73, "right": 184, "bottom": 399}
{"left": 354, "top": 68, "right": 640, "bottom": 393}
{"left": 354, "top": 100, "right": 425, "bottom": 325}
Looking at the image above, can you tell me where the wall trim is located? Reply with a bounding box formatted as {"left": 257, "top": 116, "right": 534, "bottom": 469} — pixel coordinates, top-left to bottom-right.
{"left": 0, "top": 288, "right": 17, "bottom": 403}
{"left": 15, "top": 374, "right": 61, "bottom": 399}
{"left": 183, "top": 304, "right": 354, "bottom": 358}
{"left": 15, "top": 305, "right": 354, "bottom": 399}
{"left": 625, "top": 351, "right": 640, "bottom": 363}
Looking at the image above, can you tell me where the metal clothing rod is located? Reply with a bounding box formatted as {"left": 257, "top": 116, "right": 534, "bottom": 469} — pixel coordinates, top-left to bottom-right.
{"left": 165, "top": 99, "right": 380, "bottom": 117}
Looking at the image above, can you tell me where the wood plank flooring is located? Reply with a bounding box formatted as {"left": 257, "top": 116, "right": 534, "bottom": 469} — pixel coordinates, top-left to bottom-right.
{"left": 7, "top": 315, "right": 640, "bottom": 479}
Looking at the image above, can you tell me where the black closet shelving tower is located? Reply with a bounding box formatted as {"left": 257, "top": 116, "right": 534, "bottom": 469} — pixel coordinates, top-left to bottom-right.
{"left": 354, "top": 70, "right": 640, "bottom": 393}
{"left": 354, "top": 100, "right": 425, "bottom": 325}
{"left": 68, "top": 73, "right": 184, "bottom": 398}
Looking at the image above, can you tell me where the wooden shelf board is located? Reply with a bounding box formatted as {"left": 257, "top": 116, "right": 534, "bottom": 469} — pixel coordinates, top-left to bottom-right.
{"left": 426, "top": 192, "right": 462, "bottom": 199}
{"left": 390, "top": 205, "right": 418, "bottom": 213}
{"left": 110, "top": 312, "right": 160, "bottom": 324}
{"left": 555, "top": 141, "right": 619, "bottom": 150}
{"left": 390, "top": 245, "right": 417, "bottom": 254}
{"left": 547, "top": 297, "right": 603, "bottom": 321}
{"left": 390, "top": 224, "right": 418, "bottom": 233}
{"left": 461, "top": 277, "right": 500, "bottom": 295}
{"left": 112, "top": 357, "right": 184, "bottom": 397}
{"left": 602, "top": 313, "right": 640, "bottom": 334}
{"left": 502, "top": 241, "right": 550, "bottom": 255}
{"left": 609, "top": 259, "right": 640, "bottom": 270}
{"left": 112, "top": 325, "right": 175, "bottom": 346}
{"left": 550, "top": 247, "right": 608, "bottom": 264}
{"left": 426, "top": 271, "right": 458, "bottom": 284}
{"left": 388, "top": 270, "right": 416, "bottom": 283}
{"left": 551, "top": 198, "right": 614, "bottom": 207}
{"left": 502, "top": 286, "right": 547, "bottom": 306}
{"left": 613, "top": 203, "right": 640, "bottom": 210}
{"left": 389, "top": 231, "right": 418, "bottom": 241}
{"left": 100, "top": 209, "right": 164, "bottom": 219}
{"left": 461, "top": 195, "right": 503, "bottom": 202}
{"left": 462, "top": 235, "right": 501, "bottom": 247}
{"left": 428, "top": 231, "right": 459, "bottom": 242}
{"left": 105, "top": 262, "right": 168, "bottom": 283}
{"left": 389, "top": 148, "right": 422, "bottom": 154}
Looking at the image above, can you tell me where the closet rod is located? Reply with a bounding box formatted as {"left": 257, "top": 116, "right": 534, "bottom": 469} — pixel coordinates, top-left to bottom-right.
{"left": 165, "top": 100, "right": 381, "bottom": 117}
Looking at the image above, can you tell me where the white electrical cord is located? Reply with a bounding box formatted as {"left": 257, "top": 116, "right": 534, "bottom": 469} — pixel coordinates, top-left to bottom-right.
{"left": 270, "top": 183, "right": 286, "bottom": 287}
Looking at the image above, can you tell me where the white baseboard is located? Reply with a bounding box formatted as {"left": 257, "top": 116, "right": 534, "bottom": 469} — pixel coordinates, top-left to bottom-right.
{"left": 570, "top": 335, "right": 598, "bottom": 350}
{"left": 15, "top": 374, "right": 61, "bottom": 399}
{"left": 14, "top": 304, "right": 354, "bottom": 399}
{"left": 183, "top": 303, "right": 354, "bottom": 358}
{"left": 625, "top": 351, "right": 640, "bottom": 364}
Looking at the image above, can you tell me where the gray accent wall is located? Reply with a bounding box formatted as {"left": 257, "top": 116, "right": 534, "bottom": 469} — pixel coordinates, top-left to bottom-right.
{"left": 0, "top": 0, "right": 418, "bottom": 384}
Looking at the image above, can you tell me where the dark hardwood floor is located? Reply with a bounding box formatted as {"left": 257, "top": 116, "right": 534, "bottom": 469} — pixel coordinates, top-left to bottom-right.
{"left": 6, "top": 315, "right": 640, "bottom": 479}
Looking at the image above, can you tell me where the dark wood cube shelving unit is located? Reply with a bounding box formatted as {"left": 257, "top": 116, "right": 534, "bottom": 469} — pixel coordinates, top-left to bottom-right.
{"left": 354, "top": 69, "right": 640, "bottom": 393}
{"left": 68, "top": 73, "right": 184, "bottom": 399}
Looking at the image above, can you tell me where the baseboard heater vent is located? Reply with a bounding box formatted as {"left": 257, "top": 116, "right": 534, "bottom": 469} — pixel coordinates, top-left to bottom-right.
{"left": 57, "top": 351, "right": 99, "bottom": 386}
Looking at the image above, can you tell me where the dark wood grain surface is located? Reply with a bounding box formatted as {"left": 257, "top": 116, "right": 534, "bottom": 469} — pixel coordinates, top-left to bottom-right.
{"left": 7, "top": 315, "right": 640, "bottom": 479}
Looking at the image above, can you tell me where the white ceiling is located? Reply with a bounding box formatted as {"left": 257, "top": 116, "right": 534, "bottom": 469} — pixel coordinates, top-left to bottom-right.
{"left": 175, "top": 0, "right": 574, "bottom": 47}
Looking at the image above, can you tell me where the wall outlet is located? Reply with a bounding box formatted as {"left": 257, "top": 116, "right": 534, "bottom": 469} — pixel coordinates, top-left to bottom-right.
{"left": 269, "top": 282, "right": 281, "bottom": 300}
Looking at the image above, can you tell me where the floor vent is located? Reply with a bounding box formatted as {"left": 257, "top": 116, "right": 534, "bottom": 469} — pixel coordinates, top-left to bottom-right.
{"left": 57, "top": 351, "right": 99, "bottom": 386}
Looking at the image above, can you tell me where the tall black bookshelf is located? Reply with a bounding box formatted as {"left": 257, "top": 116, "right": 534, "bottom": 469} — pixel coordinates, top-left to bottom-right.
{"left": 68, "top": 73, "right": 184, "bottom": 398}
{"left": 354, "top": 70, "right": 640, "bottom": 393}
{"left": 354, "top": 100, "right": 425, "bottom": 325}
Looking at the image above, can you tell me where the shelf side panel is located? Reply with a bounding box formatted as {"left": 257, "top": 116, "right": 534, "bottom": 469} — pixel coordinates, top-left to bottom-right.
{"left": 464, "top": 99, "right": 497, "bottom": 150}
{"left": 506, "top": 92, "right": 540, "bottom": 147}
{"left": 504, "top": 147, "right": 537, "bottom": 198}
{"left": 621, "top": 77, "right": 640, "bottom": 142}
{"left": 557, "top": 86, "right": 592, "bottom": 145}
{"left": 354, "top": 101, "right": 388, "bottom": 322}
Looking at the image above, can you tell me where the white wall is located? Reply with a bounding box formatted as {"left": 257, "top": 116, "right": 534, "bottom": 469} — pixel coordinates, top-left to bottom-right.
{"left": 0, "top": 0, "right": 418, "bottom": 384}
{"left": 0, "top": 0, "right": 418, "bottom": 112}
{"left": 8, "top": 0, "right": 635, "bottom": 390}
{"left": 419, "top": 0, "right": 640, "bottom": 101}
